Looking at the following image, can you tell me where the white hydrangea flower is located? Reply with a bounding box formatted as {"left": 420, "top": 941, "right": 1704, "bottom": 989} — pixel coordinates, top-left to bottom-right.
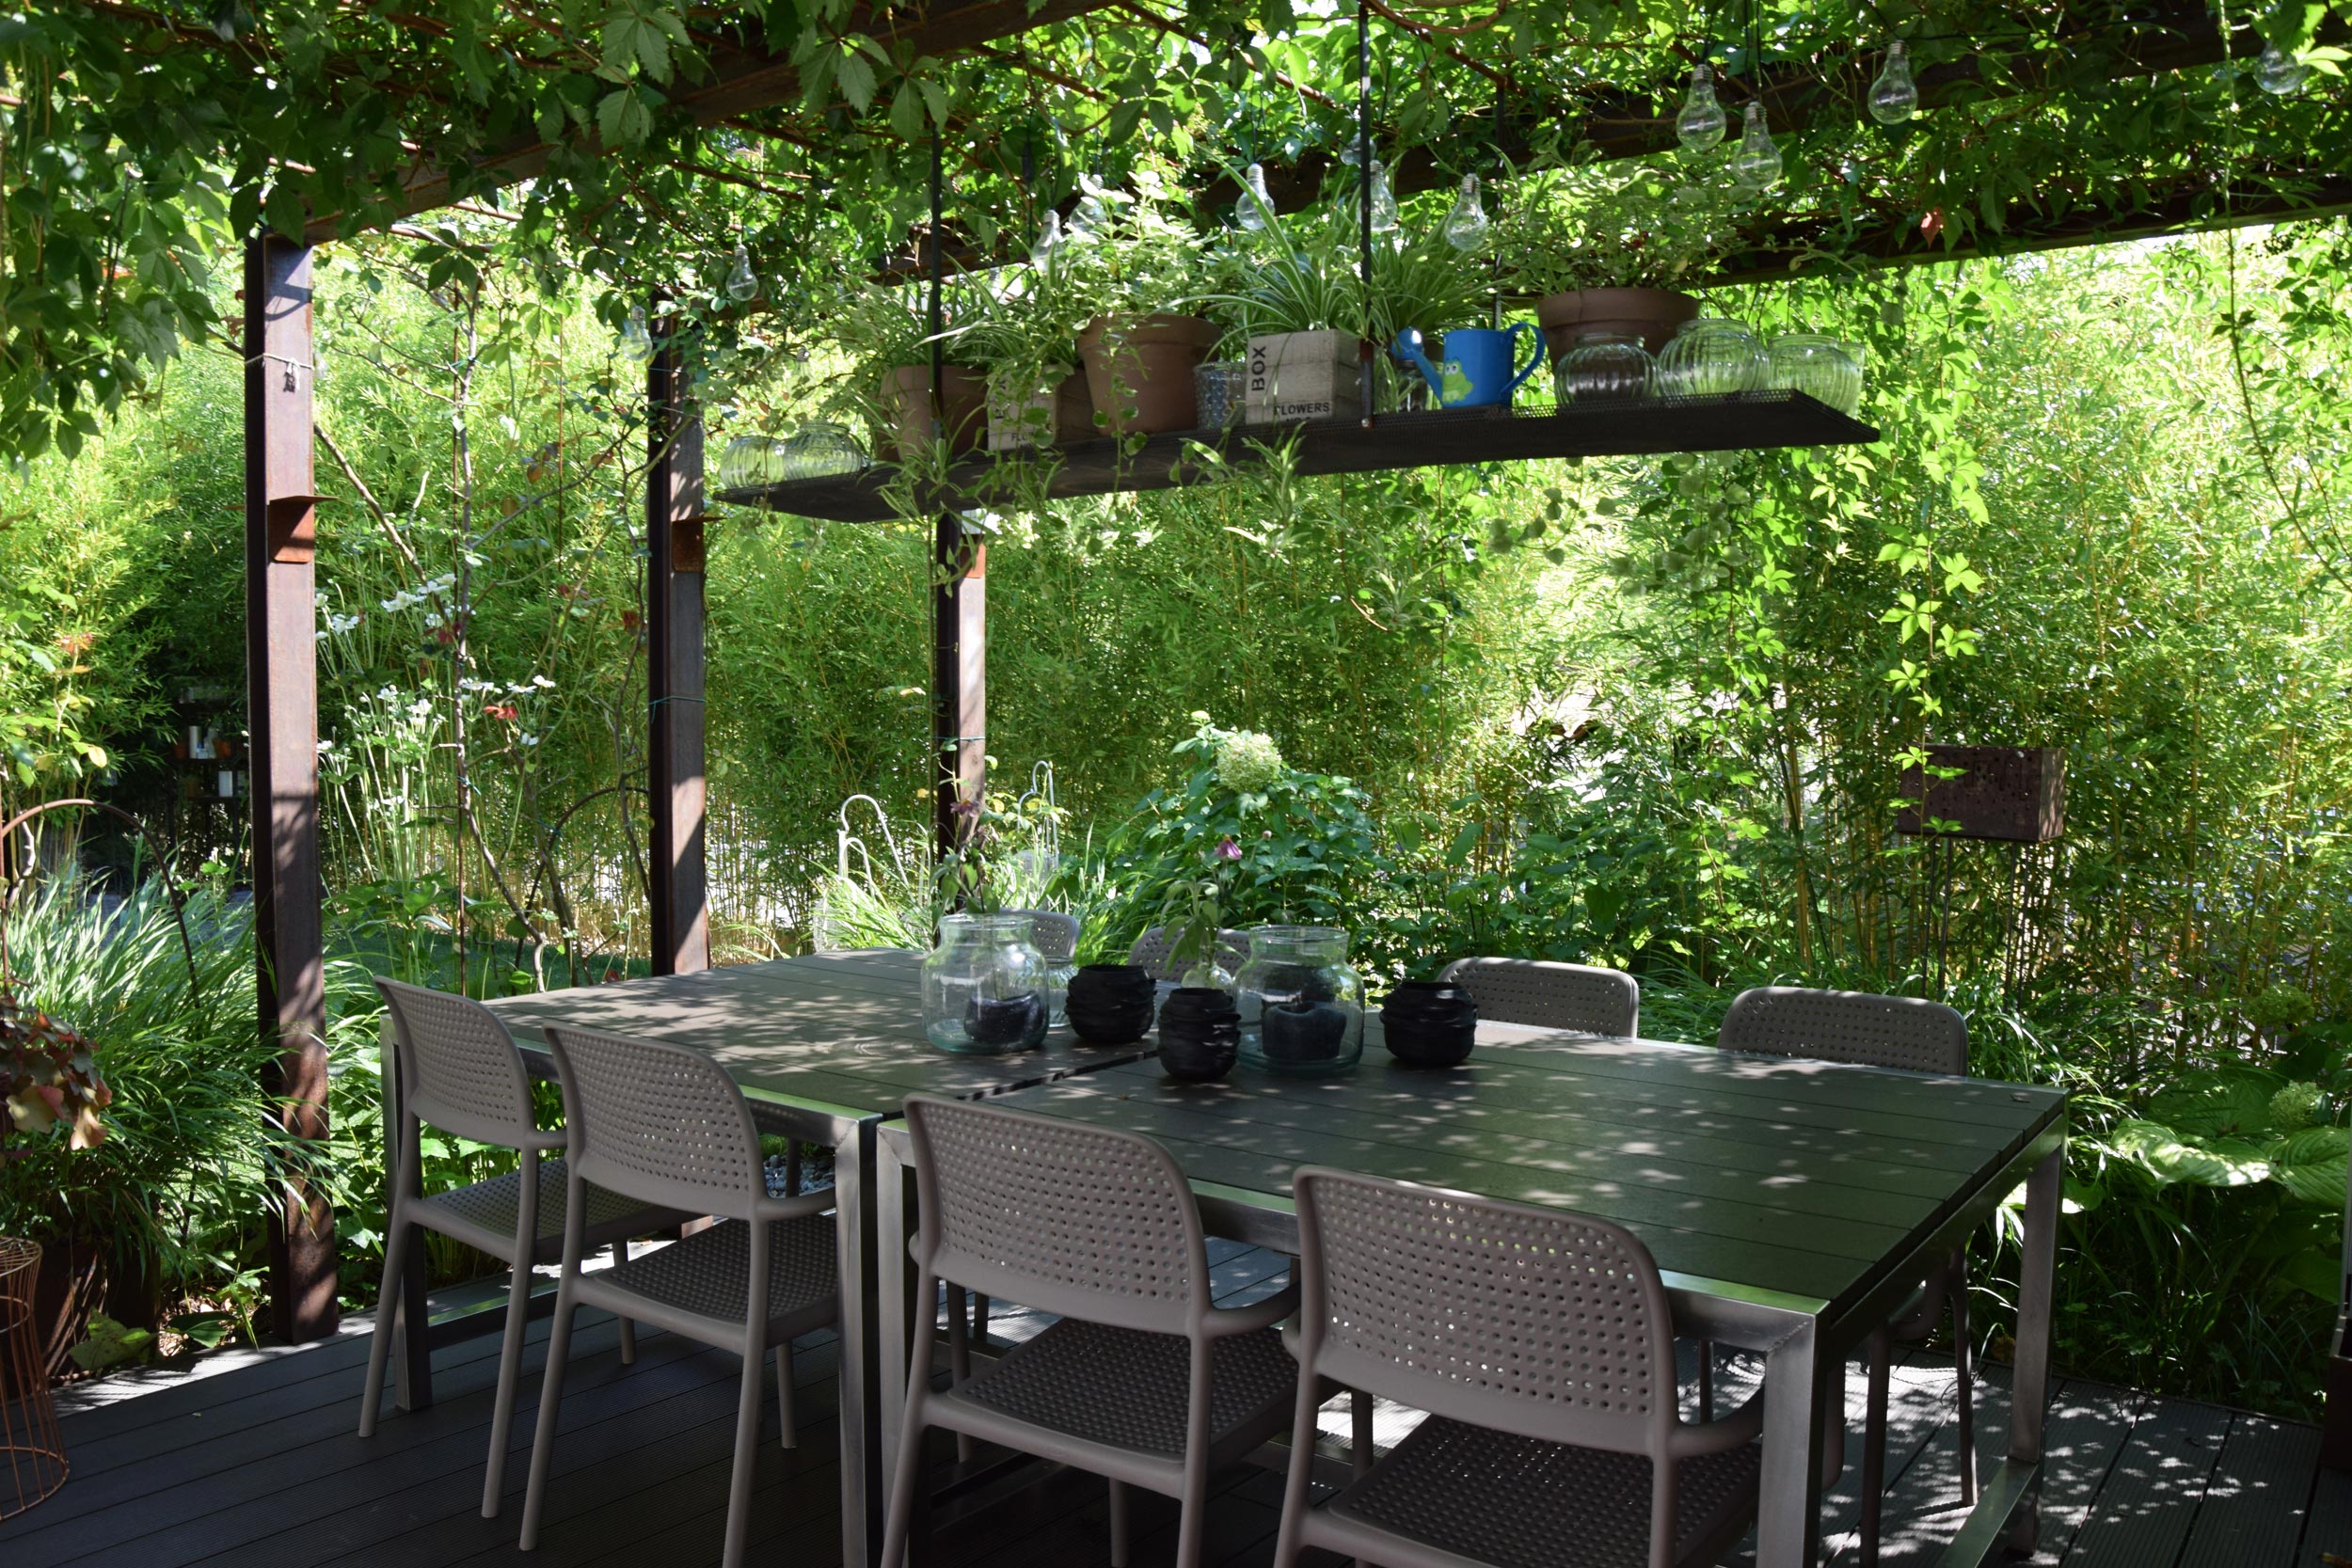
{"left": 1215, "top": 729, "right": 1284, "bottom": 794}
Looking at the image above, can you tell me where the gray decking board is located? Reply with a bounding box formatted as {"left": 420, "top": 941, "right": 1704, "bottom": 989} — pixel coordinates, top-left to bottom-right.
{"left": 2061, "top": 1394, "right": 2233, "bottom": 1568}
{"left": 2176, "top": 1412, "right": 2324, "bottom": 1568}
{"left": 19, "top": 1308, "right": 2328, "bottom": 1568}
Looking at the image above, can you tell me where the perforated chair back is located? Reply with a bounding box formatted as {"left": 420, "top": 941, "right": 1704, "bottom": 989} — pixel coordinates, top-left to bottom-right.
{"left": 903, "top": 1094, "right": 1211, "bottom": 1337}
{"left": 1293, "top": 1168, "right": 1677, "bottom": 1456}
{"left": 375, "top": 978, "right": 542, "bottom": 1149}
{"left": 1717, "top": 987, "right": 1967, "bottom": 1076}
{"left": 1438, "top": 958, "right": 1639, "bottom": 1037}
{"left": 1127, "top": 925, "right": 1249, "bottom": 983}
{"left": 543, "top": 1024, "right": 768, "bottom": 1224}
{"left": 1015, "top": 910, "right": 1080, "bottom": 965}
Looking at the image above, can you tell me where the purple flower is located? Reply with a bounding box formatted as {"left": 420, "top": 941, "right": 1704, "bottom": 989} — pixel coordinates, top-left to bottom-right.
{"left": 1216, "top": 836, "right": 1243, "bottom": 861}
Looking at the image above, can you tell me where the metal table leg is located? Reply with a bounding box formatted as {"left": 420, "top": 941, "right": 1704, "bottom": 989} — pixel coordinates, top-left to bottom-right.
{"left": 2003, "top": 1144, "right": 2062, "bottom": 1552}
{"left": 834, "top": 1117, "right": 881, "bottom": 1568}
{"left": 878, "top": 1129, "right": 913, "bottom": 1507}
{"left": 1754, "top": 1316, "right": 1827, "bottom": 1568}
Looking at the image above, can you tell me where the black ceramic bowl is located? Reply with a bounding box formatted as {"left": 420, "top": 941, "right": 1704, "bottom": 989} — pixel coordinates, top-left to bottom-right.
{"left": 1380, "top": 979, "right": 1477, "bottom": 1068}
{"left": 1262, "top": 999, "right": 1350, "bottom": 1063}
{"left": 1066, "top": 963, "right": 1157, "bottom": 1044}
{"left": 1158, "top": 987, "right": 1241, "bottom": 1082}
{"left": 962, "top": 990, "right": 1047, "bottom": 1051}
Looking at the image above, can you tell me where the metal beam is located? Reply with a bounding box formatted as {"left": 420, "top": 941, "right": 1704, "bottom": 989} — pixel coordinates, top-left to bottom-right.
{"left": 646, "top": 310, "right": 711, "bottom": 976}
{"left": 245, "top": 234, "right": 339, "bottom": 1343}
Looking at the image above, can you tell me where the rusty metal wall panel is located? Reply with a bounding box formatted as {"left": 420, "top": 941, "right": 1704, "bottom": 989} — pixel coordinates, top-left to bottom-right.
{"left": 1898, "top": 746, "right": 2066, "bottom": 844}
{"left": 245, "top": 235, "right": 339, "bottom": 1339}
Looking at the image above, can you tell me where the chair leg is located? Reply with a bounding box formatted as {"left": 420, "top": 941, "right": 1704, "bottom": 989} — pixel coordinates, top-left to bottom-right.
{"left": 721, "top": 1340, "right": 765, "bottom": 1568}
{"left": 480, "top": 1253, "right": 535, "bottom": 1516}
{"left": 517, "top": 1285, "right": 580, "bottom": 1551}
{"left": 946, "top": 1284, "right": 974, "bottom": 1463}
{"left": 358, "top": 1199, "right": 408, "bottom": 1438}
{"left": 1860, "top": 1325, "right": 1891, "bottom": 1568}
{"left": 880, "top": 1387, "right": 931, "bottom": 1568}
{"left": 971, "top": 1291, "right": 990, "bottom": 1348}
{"left": 1695, "top": 1338, "right": 1714, "bottom": 1421}
{"left": 612, "top": 1242, "right": 637, "bottom": 1365}
{"left": 1952, "top": 1249, "right": 1977, "bottom": 1505}
{"left": 1351, "top": 1387, "right": 1375, "bottom": 1475}
{"left": 775, "top": 1339, "right": 799, "bottom": 1449}
{"left": 1108, "top": 1479, "right": 1131, "bottom": 1568}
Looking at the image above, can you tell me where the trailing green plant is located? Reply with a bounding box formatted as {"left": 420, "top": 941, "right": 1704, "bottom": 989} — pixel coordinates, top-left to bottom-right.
{"left": 1056, "top": 164, "right": 1215, "bottom": 326}
{"left": 1495, "top": 163, "right": 1744, "bottom": 295}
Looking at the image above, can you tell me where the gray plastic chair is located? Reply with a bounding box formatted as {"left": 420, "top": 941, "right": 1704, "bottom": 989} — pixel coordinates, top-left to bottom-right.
{"left": 521, "top": 1025, "right": 840, "bottom": 1568}
{"left": 1716, "top": 985, "right": 1972, "bottom": 1567}
{"left": 359, "top": 980, "right": 692, "bottom": 1518}
{"left": 1127, "top": 924, "right": 1250, "bottom": 983}
{"left": 881, "top": 1095, "right": 1300, "bottom": 1568}
{"left": 1273, "top": 1168, "right": 1761, "bottom": 1568}
{"left": 1438, "top": 957, "right": 1640, "bottom": 1036}
{"left": 1014, "top": 908, "right": 1080, "bottom": 966}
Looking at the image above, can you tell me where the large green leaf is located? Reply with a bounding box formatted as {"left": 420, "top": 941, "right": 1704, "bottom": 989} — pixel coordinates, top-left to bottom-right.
{"left": 2107, "top": 1119, "right": 2272, "bottom": 1187}
{"left": 2145, "top": 1068, "right": 2288, "bottom": 1138}
{"left": 2267, "top": 1126, "right": 2351, "bottom": 1207}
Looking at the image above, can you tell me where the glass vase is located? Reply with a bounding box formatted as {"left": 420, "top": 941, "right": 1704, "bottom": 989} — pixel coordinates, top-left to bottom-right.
{"left": 922, "top": 913, "right": 1049, "bottom": 1054}
{"left": 1234, "top": 926, "right": 1363, "bottom": 1075}
{"left": 1655, "top": 317, "right": 1769, "bottom": 398}
{"left": 1767, "top": 333, "right": 1863, "bottom": 416}
{"left": 1553, "top": 329, "right": 1656, "bottom": 405}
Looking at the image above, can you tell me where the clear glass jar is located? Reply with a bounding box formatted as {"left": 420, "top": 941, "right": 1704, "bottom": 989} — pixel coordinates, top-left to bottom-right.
{"left": 1767, "top": 333, "right": 1862, "bottom": 416}
{"left": 717, "top": 434, "right": 788, "bottom": 490}
{"left": 1234, "top": 926, "right": 1363, "bottom": 1075}
{"left": 782, "top": 421, "right": 869, "bottom": 479}
{"left": 1655, "top": 316, "right": 1768, "bottom": 398}
{"left": 922, "top": 913, "right": 1049, "bottom": 1054}
{"left": 1194, "top": 361, "right": 1246, "bottom": 429}
{"left": 1553, "top": 329, "right": 1655, "bottom": 405}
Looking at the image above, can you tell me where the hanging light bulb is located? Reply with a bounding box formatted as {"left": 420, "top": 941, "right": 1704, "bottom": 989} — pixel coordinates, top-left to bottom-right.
{"left": 2256, "top": 40, "right": 2310, "bottom": 95}
{"left": 724, "top": 242, "right": 758, "bottom": 303}
{"left": 618, "top": 304, "right": 654, "bottom": 362}
{"left": 1868, "top": 40, "right": 1918, "bottom": 125}
{"left": 1029, "top": 210, "right": 1063, "bottom": 265}
{"left": 1730, "top": 103, "right": 1783, "bottom": 191}
{"left": 1369, "top": 160, "right": 1401, "bottom": 242}
{"left": 1236, "top": 163, "right": 1274, "bottom": 231}
{"left": 1677, "top": 63, "right": 1728, "bottom": 150}
{"left": 1728, "top": 105, "right": 1781, "bottom": 193}
{"left": 1442, "top": 175, "right": 1490, "bottom": 250}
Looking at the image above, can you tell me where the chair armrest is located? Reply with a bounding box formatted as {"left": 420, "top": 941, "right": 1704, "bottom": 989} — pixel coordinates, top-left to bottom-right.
{"left": 753, "top": 1187, "right": 841, "bottom": 1225}
{"left": 1667, "top": 1385, "right": 1765, "bottom": 1458}
{"left": 1203, "top": 1279, "right": 1301, "bottom": 1338}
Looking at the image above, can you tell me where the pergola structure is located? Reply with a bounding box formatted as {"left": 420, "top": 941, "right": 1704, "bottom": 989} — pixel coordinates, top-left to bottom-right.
{"left": 74, "top": 0, "right": 2334, "bottom": 1340}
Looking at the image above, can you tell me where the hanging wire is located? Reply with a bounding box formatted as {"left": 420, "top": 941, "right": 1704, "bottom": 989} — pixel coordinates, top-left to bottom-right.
{"left": 1357, "top": 0, "right": 1375, "bottom": 428}
{"left": 928, "top": 133, "right": 946, "bottom": 442}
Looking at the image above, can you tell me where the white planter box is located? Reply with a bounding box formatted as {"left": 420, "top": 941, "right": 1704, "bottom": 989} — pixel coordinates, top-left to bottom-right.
{"left": 1246, "top": 330, "right": 1365, "bottom": 423}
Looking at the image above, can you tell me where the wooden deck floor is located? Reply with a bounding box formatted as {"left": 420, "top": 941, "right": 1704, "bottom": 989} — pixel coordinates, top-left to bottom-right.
{"left": 9, "top": 1241, "right": 2346, "bottom": 1568}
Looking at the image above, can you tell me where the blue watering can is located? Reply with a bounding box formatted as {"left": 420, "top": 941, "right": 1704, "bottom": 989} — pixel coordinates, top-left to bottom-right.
{"left": 1392, "top": 325, "right": 1543, "bottom": 408}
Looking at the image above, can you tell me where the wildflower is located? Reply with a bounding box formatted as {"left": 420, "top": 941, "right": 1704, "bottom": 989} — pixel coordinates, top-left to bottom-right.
{"left": 483, "top": 703, "right": 519, "bottom": 721}
{"left": 1214, "top": 729, "right": 1284, "bottom": 794}
{"left": 1216, "top": 836, "right": 1243, "bottom": 861}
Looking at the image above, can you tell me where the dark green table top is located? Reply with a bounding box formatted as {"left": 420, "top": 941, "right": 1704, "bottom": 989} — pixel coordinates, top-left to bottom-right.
{"left": 484, "top": 949, "right": 1144, "bottom": 1126}
{"left": 977, "top": 1023, "right": 2065, "bottom": 1315}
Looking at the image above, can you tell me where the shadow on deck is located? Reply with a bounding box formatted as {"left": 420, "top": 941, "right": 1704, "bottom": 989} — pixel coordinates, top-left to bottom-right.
{"left": 8, "top": 1241, "right": 2347, "bottom": 1568}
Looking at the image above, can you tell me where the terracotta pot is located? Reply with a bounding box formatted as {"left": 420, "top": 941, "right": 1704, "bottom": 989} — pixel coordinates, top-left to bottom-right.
{"left": 987, "top": 369, "right": 1097, "bottom": 451}
{"left": 1076, "top": 314, "right": 1221, "bottom": 436}
{"left": 880, "top": 363, "right": 988, "bottom": 459}
{"left": 1536, "top": 287, "right": 1701, "bottom": 363}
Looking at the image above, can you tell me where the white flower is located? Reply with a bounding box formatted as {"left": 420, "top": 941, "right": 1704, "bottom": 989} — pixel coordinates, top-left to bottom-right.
{"left": 1215, "top": 730, "right": 1285, "bottom": 794}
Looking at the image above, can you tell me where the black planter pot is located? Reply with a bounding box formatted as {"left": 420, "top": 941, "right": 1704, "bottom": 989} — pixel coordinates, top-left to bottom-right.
{"left": 1380, "top": 979, "right": 1478, "bottom": 1068}
{"left": 962, "top": 990, "right": 1047, "bottom": 1050}
{"left": 1067, "top": 964, "right": 1157, "bottom": 1045}
{"left": 1263, "top": 999, "right": 1350, "bottom": 1064}
{"left": 1158, "top": 987, "right": 1240, "bottom": 1082}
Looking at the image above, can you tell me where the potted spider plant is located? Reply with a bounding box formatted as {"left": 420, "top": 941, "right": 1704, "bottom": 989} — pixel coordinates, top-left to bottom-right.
{"left": 1497, "top": 165, "right": 1738, "bottom": 360}
{"left": 951, "top": 239, "right": 1093, "bottom": 451}
{"left": 830, "top": 274, "right": 989, "bottom": 459}
{"left": 1061, "top": 167, "right": 1221, "bottom": 436}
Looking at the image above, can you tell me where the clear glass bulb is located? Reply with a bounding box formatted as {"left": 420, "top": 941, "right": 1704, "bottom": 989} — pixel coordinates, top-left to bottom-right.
{"left": 1369, "top": 160, "right": 1401, "bottom": 240}
{"left": 1868, "top": 40, "right": 1918, "bottom": 125}
{"left": 1730, "top": 103, "right": 1783, "bottom": 192}
{"left": 1069, "top": 192, "right": 1106, "bottom": 239}
{"left": 1237, "top": 162, "right": 1274, "bottom": 230}
{"left": 725, "top": 242, "right": 758, "bottom": 303}
{"left": 2257, "top": 40, "right": 2310, "bottom": 95}
{"left": 619, "top": 304, "right": 654, "bottom": 362}
{"left": 1029, "top": 210, "right": 1062, "bottom": 265}
{"left": 1442, "top": 174, "right": 1490, "bottom": 250}
{"left": 1677, "top": 63, "right": 1727, "bottom": 150}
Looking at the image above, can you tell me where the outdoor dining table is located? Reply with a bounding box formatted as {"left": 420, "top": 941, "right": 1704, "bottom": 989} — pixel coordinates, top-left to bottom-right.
{"left": 373, "top": 948, "right": 1152, "bottom": 1568}
{"left": 875, "top": 1018, "right": 2066, "bottom": 1568}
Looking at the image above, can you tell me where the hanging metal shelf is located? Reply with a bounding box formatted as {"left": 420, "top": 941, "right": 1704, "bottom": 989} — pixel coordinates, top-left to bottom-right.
{"left": 714, "top": 389, "right": 1881, "bottom": 523}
